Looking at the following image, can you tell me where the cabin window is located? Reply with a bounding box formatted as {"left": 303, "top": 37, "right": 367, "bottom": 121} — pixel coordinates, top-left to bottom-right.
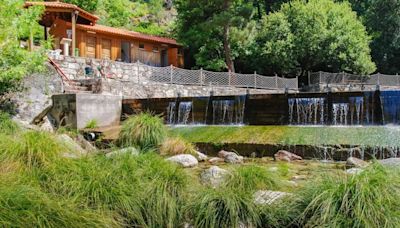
{"left": 139, "top": 43, "right": 145, "bottom": 49}
{"left": 153, "top": 46, "right": 159, "bottom": 52}
{"left": 178, "top": 48, "right": 183, "bottom": 55}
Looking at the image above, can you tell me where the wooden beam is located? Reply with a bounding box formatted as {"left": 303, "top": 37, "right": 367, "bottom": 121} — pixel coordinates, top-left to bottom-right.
{"left": 71, "top": 11, "right": 77, "bottom": 56}
{"left": 29, "top": 30, "right": 34, "bottom": 51}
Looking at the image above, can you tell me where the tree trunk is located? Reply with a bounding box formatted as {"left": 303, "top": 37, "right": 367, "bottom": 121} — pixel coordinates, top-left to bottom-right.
{"left": 223, "top": 0, "right": 235, "bottom": 72}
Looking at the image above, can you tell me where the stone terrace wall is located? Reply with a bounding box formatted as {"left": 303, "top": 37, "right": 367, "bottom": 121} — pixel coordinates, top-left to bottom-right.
{"left": 51, "top": 56, "right": 284, "bottom": 98}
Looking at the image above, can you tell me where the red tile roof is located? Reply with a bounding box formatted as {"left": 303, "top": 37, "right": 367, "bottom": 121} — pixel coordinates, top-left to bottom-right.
{"left": 24, "top": 1, "right": 99, "bottom": 22}
{"left": 68, "top": 23, "right": 180, "bottom": 46}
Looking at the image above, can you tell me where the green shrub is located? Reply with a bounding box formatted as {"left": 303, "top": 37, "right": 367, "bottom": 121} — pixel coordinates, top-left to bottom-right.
{"left": 0, "top": 112, "right": 19, "bottom": 135}
{"left": 295, "top": 164, "right": 400, "bottom": 227}
{"left": 85, "top": 119, "right": 98, "bottom": 129}
{"left": 187, "top": 187, "right": 260, "bottom": 228}
{"left": 118, "top": 113, "right": 167, "bottom": 150}
{"left": 0, "top": 131, "right": 67, "bottom": 169}
{"left": 159, "top": 137, "right": 197, "bottom": 156}
{"left": 0, "top": 182, "right": 116, "bottom": 228}
{"left": 227, "top": 165, "right": 281, "bottom": 193}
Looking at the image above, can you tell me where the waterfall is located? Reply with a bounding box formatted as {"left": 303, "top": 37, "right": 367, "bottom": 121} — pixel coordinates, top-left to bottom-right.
{"left": 212, "top": 97, "right": 245, "bottom": 125}
{"left": 288, "top": 98, "right": 325, "bottom": 125}
{"left": 380, "top": 90, "right": 400, "bottom": 124}
{"left": 177, "top": 102, "right": 193, "bottom": 124}
{"left": 332, "top": 103, "right": 349, "bottom": 125}
{"left": 166, "top": 102, "right": 176, "bottom": 124}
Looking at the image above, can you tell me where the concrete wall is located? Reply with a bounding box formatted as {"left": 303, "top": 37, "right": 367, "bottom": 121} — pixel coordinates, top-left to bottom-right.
{"left": 50, "top": 94, "right": 122, "bottom": 129}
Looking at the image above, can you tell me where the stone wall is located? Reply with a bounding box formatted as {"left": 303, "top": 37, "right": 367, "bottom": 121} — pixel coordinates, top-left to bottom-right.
{"left": 51, "top": 56, "right": 283, "bottom": 98}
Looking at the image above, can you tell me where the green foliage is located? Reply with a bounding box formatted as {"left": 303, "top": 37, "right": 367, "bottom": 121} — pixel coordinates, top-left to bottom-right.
{"left": 0, "top": 0, "right": 48, "bottom": 95}
{"left": 0, "top": 182, "right": 115, "bottom": 228}
{"left": 0, "top": 112, "right": 19, "bottom": 135}
{"left": 186, "top": 187, "right": 260, "bottom": 228}
{"left": 159, "top": 137, "right": 197, "bottom": 156}
{"left": 295, "top": 164, "right": 400, "bottom": 227}
{"left": 85, "top": 119, "right": 98, "bottom": 129}
{"left": 348, "top": 0, "right": 400, "bottom": 74}
{"left": 252, "top": 0, "right": 376, "bottom": 75}
{"left": 118, "top": 113, "right": 167, "bottom": 150}
{"left": 227, "top": 165, "right": 280, "bottom": 193}
{"left": 0, "top": 131, "right": 68, "bottom": 169}
{"left": 64, "top": 0, "right": 99, "bottom": 12}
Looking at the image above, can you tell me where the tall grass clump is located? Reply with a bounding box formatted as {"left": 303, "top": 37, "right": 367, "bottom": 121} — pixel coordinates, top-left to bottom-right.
{"left": 159, "top": 137, "right": 197, "bottom": 156}
{"left": 0, "top": 182, "right": 116, "bottom": 227}
{"left": 118, "top": 113, "right": 167, "bottom": 150}
{"left": 127, "top": 153, "right": 189, "bottom": 228}
{"left": 186, "top": 187, "right": 260, "bottom": 228}
{"left": 295, "top": 164, "right": 400, "bottom": 227}
{"left": 0, "top": 131, "right": 66, "bottom": 169}
{"left": 0, "top": 112, "right": 19, "bottom": 135}
{"left": 227, "top": 165, "right": 281, "bottom": 193}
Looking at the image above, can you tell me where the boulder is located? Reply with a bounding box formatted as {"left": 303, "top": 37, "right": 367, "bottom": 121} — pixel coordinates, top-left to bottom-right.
{"left": 106, "top": 147, "right": 139, "bottom": 158}
{"left": 76, "top": 134, "right": 97, "bottom": 152}
{"left": 209, "top": 157, "right": 224, "bottom": 164}
{"left": 57, "top": 134, "right": 86, "bottom": 156}
{"left": 200, "top": 166, "right": 231, "bottom": 187}
{"left": 38, "top": 115, "right": 55, "bottom": 132}
{"left": 253, "top": 190, "right": 291, "bottom": 205}
{"left": 346, "top": 157, "right": 368, "bottom": 168}
{"left": 346, "top": 168, "right": 364, "bottom": 175}
{"left": 218, "top": 150, "right": 244, "bottom": 164}
{"left": 274, "top": 150, "right": 302, "bottom": 162}
{"left": 166, "top": 154, "right": 198, "bottom": 168}
{"left": 196, "top": 151, "right": 208, "bottom": 162}
{"left": 379, "top": 158, "right": 400, "bottom": 167}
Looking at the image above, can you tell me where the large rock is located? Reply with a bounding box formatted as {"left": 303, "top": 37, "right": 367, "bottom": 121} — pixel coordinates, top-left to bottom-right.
{"left": 196, "top": 151, "right": 208, "bottom": 162}
{"left": 274, "top": 150, "right": 302, "bottom": 162}
{"left": 379, "top": 158, "right": 400, "bottom": 167}
{"left": 106, "top": 147, "right": 139, "bottom": 158}
{"left": 346, "top": 157, "right": 369, "bottom": 168}
{"left": 166, "top": 154, "right": 198, "bottom": 168}
{"left": 253, "top": 190, "right": 291, "bottom": 205}
{"left": 218, "top": 150, "right": 244, "bottom": 164}
{"left": 200, "top": 166, "right": 231, "bottom": 187}
{"left": 208, "top": 157, "right": 224, "bottom": 164}
{"left": 346, "top": 168, "right": 364, "bottom": 175}
{"left": 57, "top": 134, "right": 86, "bottom": 156}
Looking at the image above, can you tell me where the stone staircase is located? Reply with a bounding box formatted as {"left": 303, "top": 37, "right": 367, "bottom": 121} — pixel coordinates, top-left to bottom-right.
{"left": 64, "top": 79, "right": 101, "bottom": 94}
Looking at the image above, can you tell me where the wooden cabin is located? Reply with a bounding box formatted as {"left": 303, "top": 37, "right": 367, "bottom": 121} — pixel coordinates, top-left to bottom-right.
{"left": 24, "top": 1, "right": 184, "bottom": 67}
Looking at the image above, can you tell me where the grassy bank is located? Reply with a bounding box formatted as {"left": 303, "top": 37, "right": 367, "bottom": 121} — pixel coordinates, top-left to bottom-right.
{"left": 170, "top": 125, "right": 400, "bottom": 146}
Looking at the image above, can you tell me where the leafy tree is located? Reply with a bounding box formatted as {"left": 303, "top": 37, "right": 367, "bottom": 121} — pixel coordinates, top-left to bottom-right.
{"left": 0, "top": 0, "right": 48, "bottom": 95}
{"left": 252, "top": 0, "right": 376, "bottom": 76}
{"left": 63, "top": 0, "right": 99, "bottom": 12}
{"left": 348, "top": 0, "right": 400, "bottom": 74}
{"left": 176, "top": 0, "right": 254, "bottom": 72}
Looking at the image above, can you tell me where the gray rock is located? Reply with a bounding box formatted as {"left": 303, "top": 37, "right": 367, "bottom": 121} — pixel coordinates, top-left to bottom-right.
{"left": 253, "top": 190, "right": 291, "bottom": 205}
{"left": 274, "top": 150, "right": 302, "bottom": 162}
{"left": 200, "top": 166, "right": 230, "bottom": 187}
{"left": 196, "top": 151, "right": 208, "bottom": 162}
{"left": 291, "top": 175, "right": 307, "bottom": 181}
{"left": 379, "top": 158, "right": 400, "bottom": 167}
{"left": 166, "top": 154, "right": 198, "bottom": 168}
{"left": 76, "top": 134, "right": 97, "bottom": 152}
{"left": 106, "top": 147, "right": 139, "bottom": 158}
{"left": 218, "top": 150, "right": 244, "bottom": 164}
{"left": 57, "top": 134, "right": 86, "bottom": 156}
{"left": 346, "top": 168, "right": 364, "bottom": 175}
{"left": 209, "top": 157, "right": 224, "bottom": 164}
{"left": 346, "top": 157, "right": 368, "bottom": 168}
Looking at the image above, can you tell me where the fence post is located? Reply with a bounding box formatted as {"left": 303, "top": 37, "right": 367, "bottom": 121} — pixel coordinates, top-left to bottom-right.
{"left": 319, "top": 71, "right": 322, "bottom": 86}
{"left": 342, "top": 71, "right": 345, "bottom": 84}
{"left": 200, "top": 68, "right": 204, "bottom": 86}
{"left": 228, "top": 70, "right": 231, "bottom": 86}
{"left": 275, "top": 74, "right": 278, "bottom": 89}
{"left": 170, "top": 64, "right": 173, "bottom": 84}
{"left": 377, "top": 72, "right": 380, "bottom": 85}
{"left": 254, "top": 71, "right": 257, "bottom": 88}
{"left": 296, "top": 75, "right": 299, "bottom": 89}
{"left": 308, "top": 71, "right": 311, "bottom": 86}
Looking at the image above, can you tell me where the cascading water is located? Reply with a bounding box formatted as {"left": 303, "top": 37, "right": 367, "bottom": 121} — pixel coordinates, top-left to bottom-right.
{"left": 332, "top": 103, "right": 349, "bottom": 125}
{"left": 288, "top": 98, "right": 325, "bottom": 125}
{"left": 166, "top": 102, "right": 176, "bottom": 124}
{"left": 177, "top": 102, "right": 193, "bottom": 124}
{"left": 212, "top": 96, "right": 245, "bottom": 125}
{"left": 380, "top": 90, "right": 400, "bottom": 124}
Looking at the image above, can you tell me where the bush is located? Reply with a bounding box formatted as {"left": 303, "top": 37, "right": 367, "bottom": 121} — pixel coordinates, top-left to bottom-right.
{"left": 186, "top": 187, "right": 260, "bottom": 228}
{"left": 84, "top": 119, "right": 98, "bottom": 129}
{"left": 118, "top": 113, "right": 167, "bottom": 150}
{"left": 159, "top": 137, "right": 197, "bottom": 156}
{"left": 295, "top": 164, "right": 400, "bottom": 227}
{"left": 0, "top": 131, "right": 67, "bottom": 169}
{"left": 227, "top": 165, "right": 281, "bottom": 193}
